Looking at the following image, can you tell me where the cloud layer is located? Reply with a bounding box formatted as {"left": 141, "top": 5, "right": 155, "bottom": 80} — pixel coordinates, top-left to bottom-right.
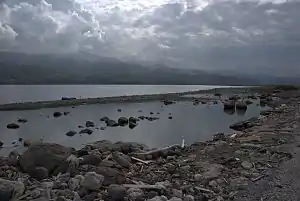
{"left": 1, "top": 0, "right": 300, "bottom": 75}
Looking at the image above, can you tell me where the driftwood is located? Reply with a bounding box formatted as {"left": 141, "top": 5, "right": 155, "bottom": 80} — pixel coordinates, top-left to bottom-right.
{"left": 122, "top": 184, "right": 165, "bottom": 191}
{"left": 194, "top": 186, "right": 215, "bottom": 194}
{"left": 131, "top": 156, "right": 151, "bottom": 164}
{"left": 134, "top": 144, "right": 180, "bottom": 157}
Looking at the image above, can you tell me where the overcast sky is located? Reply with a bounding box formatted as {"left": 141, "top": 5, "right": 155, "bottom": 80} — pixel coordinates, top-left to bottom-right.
{"left": 0, "top": 0, "right": 300, "bottom": 75}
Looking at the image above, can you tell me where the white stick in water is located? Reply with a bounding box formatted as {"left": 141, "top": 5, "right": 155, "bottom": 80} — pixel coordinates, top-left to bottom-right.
{"left": 181, "top": 136, "right": 185, "bottom": 148}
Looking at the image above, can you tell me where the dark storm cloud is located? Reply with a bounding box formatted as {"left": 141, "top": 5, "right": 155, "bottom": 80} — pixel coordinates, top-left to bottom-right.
{"left": 0, "top": 0, "right": 300, "bottom": 75}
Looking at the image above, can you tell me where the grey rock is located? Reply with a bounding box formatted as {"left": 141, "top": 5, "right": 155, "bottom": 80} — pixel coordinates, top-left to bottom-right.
{"left": 113, "top": 152, "right": 131, "bottom": 168}
{"left": 6, "top": 123, "right": 19, "bottom": 129}
{"left": 79, "top": 128, "right": 93, "bottom": 135}
{"left": 129, "top": 117, "right": 138, "bottom": 123}
{"left": 106, "top": 119, "right": 119, "bottom": 127}
{"left": 118, "top": 117, "right": 129, "bottom": 126}
{"left": 236, "top": 101, "right": 247, "bottom": 110}
{"left": 183, "top": 195, "right": 194, "bottom": 201}
{"left": 17, "top": 118, "right": 28, "bottom": 123}
{"left": 81, "top": 172, "right": 104, "bottom": 190}
{"left": 66, "top": 131, "right": 77, "bottom": 137}
{"left": 229, "top": 117, "right": 258, "bottom": 131}
{"left": 96, "top": 167, "right": 126, "bottom": 185}
{"left": 68, "top": 176, "right": 83, "bottom": 191}
{"left": 85, "top": 121, "right": 95, "bottom": 128}
{"left": 172, "top": 189, "right": 182, "bottom": 198}
{"left": 63, "top": 111, "right": 70, "bottom": 116}
{"left": 81, "top": 155, "right": 102, "bottom": 166}
{"left": 0, "top": 179, "right": 14, "bottom": 201}
{"left": 202, "top": 163, "right": 223, "bottom": 181}
{"left": 223, "top": 100, "right": 235, "bottom": 109}
{"left": 19, "top": 143, "right": 73, "bottom": 176}
{"left": 208, "top": 180, "right": 218, "bottom": 188}
{"left": 128, "top": 188, "right": 144, "bottom": 201}
{"left": 53, "top": 112, "right": 62, "bottom": 117}
{"left": 100, "top": 116, "right": 109, "bottom": 122}
{"left": 230, "top": 177, "right": 248, "bottom": 190}
{"left": 194, "top": 174, "right": 202, "bottom": 181}
{"left": 241, "top": 161, "right": 253, "bottom": 170}
{"left": 31, "top": 166, "right": 49, "bottom": 180}
{"left": 213, "top": 133, "right": 226, "bottom": 141}
{"left": 108, "top": 184, "right": 126, "bottom": 201}
{"left": 129, "top": 121, "right": 138, "bottom": 129}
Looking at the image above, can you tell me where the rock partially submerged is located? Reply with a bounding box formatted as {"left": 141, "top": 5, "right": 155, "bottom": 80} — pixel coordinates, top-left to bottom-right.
{"left": 236, "top": 101, "right": 247, "bottom": 110}
{"left": 6, "top": 123, "right": 19, "bottom": 129}
{"left": 223, "top": 100, "right": 235, "bottom": 109}
{"left": 79, "top": 128, "right": 93, "bottom": 135}
{"left": 162, "top": 100, "right": 175, "bottom": 105}
{"left": 66, "top": 131, "right": 77, "bottom": 137}
{"left": 106, "top": 119, "right": 119, "bottom": 127}
{"left": 53, "top": 112, "right": 62, "bottom": 117}
{"left": 17, "top": 118, "right": 28, "bottom": 123}
{"left": 118, "top": 117, "right": 129, "bottom": 126}
{"left": 229, "top": 117, "right": 259, "bottom": 131}
{"left": 85, "top": 121, "right": 95, "bottom": 128}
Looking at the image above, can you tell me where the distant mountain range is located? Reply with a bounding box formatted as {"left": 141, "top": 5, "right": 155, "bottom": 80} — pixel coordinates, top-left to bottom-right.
{"left": 0, "top": 51, "right": 299, "bottom": 85}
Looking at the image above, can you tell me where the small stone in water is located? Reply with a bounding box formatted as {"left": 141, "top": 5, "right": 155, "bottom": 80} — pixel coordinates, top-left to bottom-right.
{"left": 7, "top": 123, "right": 19, "bottom": 129}
{"left": 65, "top": 131, "right": 77, "bottom": 137}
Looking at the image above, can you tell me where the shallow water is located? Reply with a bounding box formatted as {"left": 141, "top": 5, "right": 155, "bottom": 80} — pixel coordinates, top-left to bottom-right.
{"left": 0, "top": 101, "right": 267, "bottom": 155}
{"left": 0, "top": 85, "right": 235, "bottom": 103}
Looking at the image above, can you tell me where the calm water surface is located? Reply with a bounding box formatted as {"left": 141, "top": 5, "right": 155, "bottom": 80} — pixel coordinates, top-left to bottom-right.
{"left": 0, "top": 85, "right": 234, "bottom": 103}
{"left": 0, "top": 100, "right": 267, "bottom": 155}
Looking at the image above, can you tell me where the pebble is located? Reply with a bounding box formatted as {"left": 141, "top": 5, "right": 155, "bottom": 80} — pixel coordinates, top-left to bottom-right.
{"left": 241, "top": 161, "right": 253, "bottom": 170}
{"left": 194, "top": 174, "right": 202, "bottom": 181}
{"left": 183, "top": 195, "right": 195, "bottom": 201}
{"left": 128, "top": 188, "right": 144, "bottom": 201}
{"left": 171, "top": 189, "right": 183, "bottom": 198}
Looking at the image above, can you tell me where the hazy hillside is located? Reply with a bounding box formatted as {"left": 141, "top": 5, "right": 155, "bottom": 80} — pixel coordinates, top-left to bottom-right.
{"left": 0, "top": 51, "right": 297, "bottom": 85}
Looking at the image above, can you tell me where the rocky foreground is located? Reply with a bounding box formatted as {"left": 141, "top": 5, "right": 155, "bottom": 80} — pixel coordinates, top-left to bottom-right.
{"left": 0, "top": 88, "right": 299, "bottom": 201}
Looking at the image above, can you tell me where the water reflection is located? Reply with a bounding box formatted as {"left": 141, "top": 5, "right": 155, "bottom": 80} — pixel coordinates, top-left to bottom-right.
{"left": 236, "top": 108, "right": 247, "bottom": 116}
{"left": 0, "top": 101, "right": 268, "bottom": 156}
{"left": 223, "top": 108, "right": 236, "bottom": 115}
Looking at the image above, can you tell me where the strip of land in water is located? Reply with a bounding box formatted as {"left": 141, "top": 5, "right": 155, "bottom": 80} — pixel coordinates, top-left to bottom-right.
{"left": 0, "top": 85, "right": 297, "bottom": 111}
{"left": 0, "top": 87, "right": 257, "bottom": 111}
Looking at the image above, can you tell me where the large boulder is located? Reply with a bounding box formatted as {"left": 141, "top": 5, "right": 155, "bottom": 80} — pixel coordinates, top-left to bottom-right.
{"left": 236, "top": 101, "right": 247, "bottom": 110}
{"left": 19, "top": 143, "right": 73, "bottom": 176}
{"left": 223, "top": 100, "right": 235, "bottom": 109}
{"left": 118, "top": 117, "right": 129, "bottom": 126}
{"left": 106, "top": 119, "right": 119, "bottom": 127}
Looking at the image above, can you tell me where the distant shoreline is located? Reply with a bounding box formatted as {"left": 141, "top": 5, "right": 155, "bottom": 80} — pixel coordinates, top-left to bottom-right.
{"left": 0, "top": 87, "right": 255, "bottom": 111}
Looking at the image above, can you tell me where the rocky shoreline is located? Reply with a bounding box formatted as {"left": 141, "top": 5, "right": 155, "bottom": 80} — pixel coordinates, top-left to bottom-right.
{"left": 0, "top": 86, "right": 299, "bottom": 201}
